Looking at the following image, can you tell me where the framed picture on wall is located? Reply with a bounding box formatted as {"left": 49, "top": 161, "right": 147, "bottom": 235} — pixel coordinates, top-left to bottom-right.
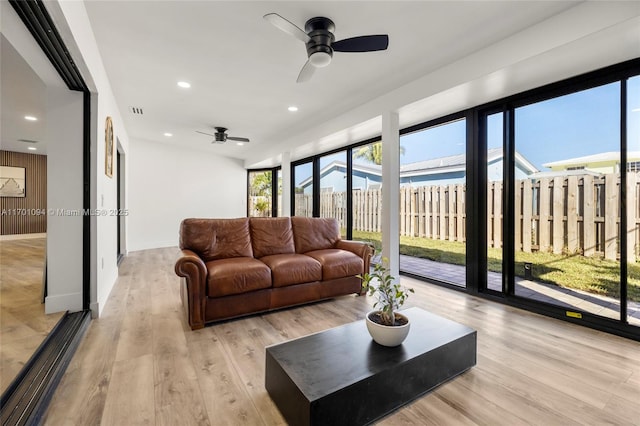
{"left": 105, "top": 116, "right": 114, "bottom": 178}
{"left": 0, "top": 166, "right": 26, "bottom": 197}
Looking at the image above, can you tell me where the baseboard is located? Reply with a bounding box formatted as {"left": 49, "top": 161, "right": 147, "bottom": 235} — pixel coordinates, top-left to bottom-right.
{"left": 128, "top": 240, "right": 177, "bottom": 251}
{"left": 89, "top": 302, "right": 99, "bottom": 319}
{"left": 45, "top": 292, "right": 82, "bottom": 314}
{"left": 0, "top": 233, "right": 47, "bottom": 241}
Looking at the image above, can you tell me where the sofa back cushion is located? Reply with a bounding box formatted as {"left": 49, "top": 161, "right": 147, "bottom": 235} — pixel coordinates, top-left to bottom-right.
{"left": 179, "top": 218, "right": 253, "bottom": 261}
{"left": 250, "top": 217, "right": 295, "bottom": 258}
{"left": 291, "top": 217, "right": 340, "bottom": 254}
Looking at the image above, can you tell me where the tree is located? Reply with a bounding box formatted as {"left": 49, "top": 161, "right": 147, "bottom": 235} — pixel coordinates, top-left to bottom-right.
{"left": 353, "top": 142, "right": 404, "bottom": 165}
{"left": 250, "top": 171, "right": 272, "bottom": 197}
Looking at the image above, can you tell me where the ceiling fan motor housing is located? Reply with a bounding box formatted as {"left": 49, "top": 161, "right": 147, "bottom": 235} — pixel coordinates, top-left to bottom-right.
{"left": 214, "top": 126, "right": 228, "bottom": 142}
{"left": 305, "top": 17, "right": 335, "bottom": 67}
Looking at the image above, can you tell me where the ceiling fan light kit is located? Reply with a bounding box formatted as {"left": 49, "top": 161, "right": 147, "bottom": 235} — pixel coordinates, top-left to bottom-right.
{"left": 264, "top": 13, "right": 389, "bottom": 83}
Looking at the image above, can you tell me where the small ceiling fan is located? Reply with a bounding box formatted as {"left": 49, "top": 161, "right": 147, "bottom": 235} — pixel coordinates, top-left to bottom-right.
{"left": 196, "top": 127, "right": 250, "bottom": 144}
{"left": 264, "top": 13, "right": 389, "bottom": 83}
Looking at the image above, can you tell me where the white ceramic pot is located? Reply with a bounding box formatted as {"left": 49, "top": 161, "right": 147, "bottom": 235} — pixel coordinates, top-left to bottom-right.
{"left": 365, "top": 311, "right": 410, "bottom": 347}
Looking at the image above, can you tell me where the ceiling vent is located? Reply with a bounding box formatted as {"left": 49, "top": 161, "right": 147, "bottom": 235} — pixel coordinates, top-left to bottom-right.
{"left": 18, "top": 139, "right": 39, "bottom": 144}
{"left": 129, "top": 106, "right": 144, "bottom": 115}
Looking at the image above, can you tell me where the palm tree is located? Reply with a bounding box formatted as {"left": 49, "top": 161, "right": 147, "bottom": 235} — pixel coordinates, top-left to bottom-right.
{"left": 250, "top": 171, "right": 272, "bottom": 196}
{"left": 353, "top": 142, "right": 404, "bottom": 165}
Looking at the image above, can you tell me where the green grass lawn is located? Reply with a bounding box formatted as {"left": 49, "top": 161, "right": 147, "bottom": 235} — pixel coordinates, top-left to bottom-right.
{"left": 351, "top": 230, "right": 640, "bottom": 302}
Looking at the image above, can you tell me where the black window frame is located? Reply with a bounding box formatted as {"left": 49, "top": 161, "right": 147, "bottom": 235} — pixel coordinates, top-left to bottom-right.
{"left": 246, "top": 166, "right": 281, "bottom": 217}
{"left": 254, "top": 58, "right": 640, "bottom": 341}
{"left": 291, "top": 136, "right": 382, "bottom": 240}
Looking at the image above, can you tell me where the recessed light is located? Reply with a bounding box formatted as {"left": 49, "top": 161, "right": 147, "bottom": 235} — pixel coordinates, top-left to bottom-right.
{"left": 237, "top": 142, "right": 245, "bottom": 146}
{"left": 24, "top": 115, "right": 38, "bottom": 121}
{"left": 164, "top": 132, "right": 173, "bottom": 137}
{"left": 288, "top": 106, "right": 298, "bottom": 112}
{"left": 27, "top": 147, "right": 37, "bottom": 151}
{"left": 177, "top": 81, "right": 191, "bottom": 89}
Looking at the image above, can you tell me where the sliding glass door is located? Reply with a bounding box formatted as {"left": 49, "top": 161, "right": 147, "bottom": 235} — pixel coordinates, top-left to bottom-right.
{"left": 319, "top": 151, "right": 347, "bottom": 237}
{"left": 352, "top": 141, "right": 382, "bottom": 248}
{"left": 626, "top": 75, "right": 640, "bottom": 326}
{"left": 512, "top": 83, "right": 622, "bottom": 320}
{"left": 399, "top": 118, "right": 467, "bottom": 287}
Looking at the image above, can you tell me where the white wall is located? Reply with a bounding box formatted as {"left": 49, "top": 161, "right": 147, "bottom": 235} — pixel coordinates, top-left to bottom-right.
{"left": 45, "top": 85, "right": 84, "bottom": 313}
{"left": 48, "top": 1, "right": 131, "bottom": 317}
{"left": 2, "top": 1, "right": 85, "bottom": 314}
{"left": 128, "top": 138, "right": 246, "bottom": 251}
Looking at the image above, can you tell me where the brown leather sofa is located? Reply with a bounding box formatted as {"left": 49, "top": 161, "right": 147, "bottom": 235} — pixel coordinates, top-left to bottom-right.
{"left": 175, "top": 216, "right": 373, "bottom": 330}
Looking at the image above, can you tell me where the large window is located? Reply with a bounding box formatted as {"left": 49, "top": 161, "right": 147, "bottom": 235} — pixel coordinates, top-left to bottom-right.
{"left": 293, "top": 161, "right": 314, "bottom": 217}
{"left": 260, "top": 59, "right": 640, "bottom": 340}
{"left": 289, "top": 139, "right": 382, "bottom": 242}
{"left": 320, "top": 151, "right": 347, "bottom": 237}
{"left": 247, "top": 167, "right": 280, "bottom": 217}
{"left": 487, "top": 112, "right": 504, "bottom": 292}
{"left": 399, "top": 118, "right": 467, "bottom": 287}
{"left": 352, "top": 141, "right": 383, "bottom": 248}
{"left": 627, "top": 75, "right": 640, "bottom": 326}
{"left": 513, "top": 83, "right": 622, "bottom": 320}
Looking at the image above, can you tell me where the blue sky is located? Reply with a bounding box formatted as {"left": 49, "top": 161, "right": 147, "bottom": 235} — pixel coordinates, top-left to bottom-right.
{"left": 401, "top": 77, "right": 640, "bottom": 171}
{"left": 296, "top": 76, "right": 639, "bottom": 185}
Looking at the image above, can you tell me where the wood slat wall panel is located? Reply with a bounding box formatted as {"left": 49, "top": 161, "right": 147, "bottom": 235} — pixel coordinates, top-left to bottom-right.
{"left": 0, "top": 150, "right": 47, "bottom": 235}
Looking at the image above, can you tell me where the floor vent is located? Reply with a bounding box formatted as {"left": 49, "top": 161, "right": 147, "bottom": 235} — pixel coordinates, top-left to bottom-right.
{"left": 0, "top": 310, "right": 91, "bottom": 426}
{"left": 129, "top": 106, "right": 144, "bottom": 115}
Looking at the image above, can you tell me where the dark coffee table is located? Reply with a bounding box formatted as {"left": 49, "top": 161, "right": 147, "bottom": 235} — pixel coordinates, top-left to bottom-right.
{"left": 265, "top": 307, "right": 476, "bottom": 426}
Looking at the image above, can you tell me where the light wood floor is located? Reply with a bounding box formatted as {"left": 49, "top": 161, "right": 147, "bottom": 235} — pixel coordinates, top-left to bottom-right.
{"left": 0, "top": 237, "right": 64, "bottom": 394}
{"left": 44, "top": 247, "right": 640, "bottom": 425}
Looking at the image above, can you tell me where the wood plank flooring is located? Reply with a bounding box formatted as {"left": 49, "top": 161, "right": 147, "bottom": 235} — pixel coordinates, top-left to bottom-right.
{"left": 0, "top": 237, "right": 63, "bottom": 394}
{"left": 44, "top": 247, "right": 640, "bottom": 425}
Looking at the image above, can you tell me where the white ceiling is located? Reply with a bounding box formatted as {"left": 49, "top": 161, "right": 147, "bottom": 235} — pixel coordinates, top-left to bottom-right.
{"left": 3, "top": 1, "right": 639, "bottom": 166}
{"left": 0, "top": 35, "right": 48, "bottom": 155}
{"left": 81, "top": 1, "right": 586, "bottom": 166}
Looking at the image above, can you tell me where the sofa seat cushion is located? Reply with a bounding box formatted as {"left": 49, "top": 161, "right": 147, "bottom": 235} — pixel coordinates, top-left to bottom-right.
{"left": 305, "top": 249, "right": 364, "bottom": 281}
{"left": 206, "top": 257, "right": 272, "bottom": 297}
{"left": 259, "top": 254, "right": 322, "bottom": 288}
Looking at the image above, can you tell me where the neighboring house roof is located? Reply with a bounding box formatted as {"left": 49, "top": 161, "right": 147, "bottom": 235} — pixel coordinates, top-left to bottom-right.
{"left": 299, "top": 147, "right": 539, "bottom": 188}
{"left": 543, "top": 151, "right": 640, "bottom": 168}
{"left": 298, "top": 161, "right": 382, "bottom": 188}
{"left": 527, "top": 169, "right": 603, "bottom": 179}
{"left": 402, "top": 147, "right": 538, "bottom": 177}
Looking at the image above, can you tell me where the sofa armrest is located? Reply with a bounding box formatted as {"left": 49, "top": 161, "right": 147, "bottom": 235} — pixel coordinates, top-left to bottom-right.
{"left": 335, "top": 240, "right": 374, "bottom": 295}
{"left": 175, "top": 249, "right": 207, "bottom": 330}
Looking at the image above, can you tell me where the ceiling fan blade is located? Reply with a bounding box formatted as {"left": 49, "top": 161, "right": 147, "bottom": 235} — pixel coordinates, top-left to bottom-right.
{"left": 264, "top": 13, "right": 309, "bottom": 43}
{"left": 332, "top": 35, "right": 389, "bottom": 52}
{"left": 196, "top": 130, "right": 216, "bottom": 137}
{"left": 227, "top": 136, "right": 250, "bottom": 143}
{"left": 296, "top": 58, "right": 316, "bottom": 83}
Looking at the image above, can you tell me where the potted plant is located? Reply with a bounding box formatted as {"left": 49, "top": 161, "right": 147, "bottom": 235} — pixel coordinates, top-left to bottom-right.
{"left": 359, "top": 257, "right": 414, "bottom": 347}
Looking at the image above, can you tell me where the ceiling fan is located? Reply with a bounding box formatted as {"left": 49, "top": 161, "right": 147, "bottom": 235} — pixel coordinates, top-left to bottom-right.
{"left": 264, "top": 13, "right": 389, "bottom": 83}
{"left": 196, "top": 127, "right": 250, "bottom": 144}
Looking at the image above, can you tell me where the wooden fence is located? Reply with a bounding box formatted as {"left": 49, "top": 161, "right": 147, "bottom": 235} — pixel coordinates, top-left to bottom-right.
{"left": 295, "top": 172, "right": 639, "bottom": 261}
